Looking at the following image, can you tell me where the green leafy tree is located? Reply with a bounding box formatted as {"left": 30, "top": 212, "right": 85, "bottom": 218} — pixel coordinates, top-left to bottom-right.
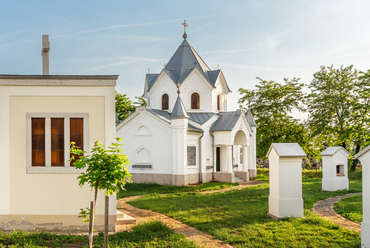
{"left": 134, "top": 96, "right": 147, "bottom": 106}
{"left": 307, "top": 65, "right": 359, "bottom": 151}
{"left": 70, "top": 138, "right": 131, "bottom": 247}
{"left": 115, "top": 91, "right": 135, "bottom": 121}
{"left": 239, "top": 78, "right": 310, "bottom": 158}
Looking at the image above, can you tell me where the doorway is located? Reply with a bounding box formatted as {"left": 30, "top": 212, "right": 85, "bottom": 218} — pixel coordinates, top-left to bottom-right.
{"left": 216, "top": 147, "right": 221, "bottom": 172}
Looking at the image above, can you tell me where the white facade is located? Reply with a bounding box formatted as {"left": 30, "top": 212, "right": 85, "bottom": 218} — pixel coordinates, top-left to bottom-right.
{"left": 321, "top": 147, "right": 350, "bottom": 191}
{"left": 353, "top": 146, "right": 370, "bottom": 247}
{"left": 117, "top": 36, "right": 257, "bottom": 185}
{"left": 0, "top": 75, "right": 118, "bottom": 231}
{"left": 267, "top": 143, "right": 306, "bottom": 219}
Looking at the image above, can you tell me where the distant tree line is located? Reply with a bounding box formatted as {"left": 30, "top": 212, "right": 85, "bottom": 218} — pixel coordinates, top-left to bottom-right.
{"left": 238, "top": 65, "right": 370, "bottom": 171}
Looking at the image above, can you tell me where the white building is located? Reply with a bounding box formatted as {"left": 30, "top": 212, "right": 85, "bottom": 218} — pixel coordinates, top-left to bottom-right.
{"left": 0, "top": 35, "right": 117, "bottom": 231}
{"left": 321, "top": 146, "right": 350, "bottom": 191}
{"left": 116, "top": 29, "right": 257, "bottom": 186}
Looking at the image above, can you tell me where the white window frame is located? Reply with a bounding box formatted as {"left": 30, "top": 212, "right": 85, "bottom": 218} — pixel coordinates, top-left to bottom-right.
{"left": 26, "top": 113, "right": 89, "bottom": 174}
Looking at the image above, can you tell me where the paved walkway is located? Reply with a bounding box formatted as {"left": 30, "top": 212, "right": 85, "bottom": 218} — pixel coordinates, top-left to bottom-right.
{"left": 312, "top": 192, "right": 362, "bottom": 233}
{"left": 116, "top": 180, "right": 265, "bottom": 248}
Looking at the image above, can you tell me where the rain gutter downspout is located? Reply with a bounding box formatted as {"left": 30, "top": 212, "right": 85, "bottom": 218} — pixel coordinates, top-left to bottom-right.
{"left": 210, "top": 130, "right": 215, "bottom": 179}
{"left": 198, "top": 131, "right": 204, "bottom": 183}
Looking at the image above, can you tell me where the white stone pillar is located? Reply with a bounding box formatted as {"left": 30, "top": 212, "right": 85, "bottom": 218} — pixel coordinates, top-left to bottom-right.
{"left": 248, "top": 127, "right": 257, "bottom": 177}
{"left": 353, "top": 147, "right": 370, "bottom": 247}
{"left": 171, "top": 118, "right": 188, "bottom": 185}
{"left": 267, "top": 143, "right": 306, "bottom": 219}
{"left": 242, "top": 146, "right": 248, "bottom": 172}
{"left": 321, "top": 147, "right": 349, "bottom": 191}
{"left": 226, "top": 145, "right": 233, "bottom": 173}
{"left": 0, "top": 88, "right": 10, "bottom": 214}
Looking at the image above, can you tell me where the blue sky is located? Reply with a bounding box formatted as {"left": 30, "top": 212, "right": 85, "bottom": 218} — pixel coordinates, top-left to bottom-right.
{"left": 1, "top": 0, "right": 370, "bottom": 119}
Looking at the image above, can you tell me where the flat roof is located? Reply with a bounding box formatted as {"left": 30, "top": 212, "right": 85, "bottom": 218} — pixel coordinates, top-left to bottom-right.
{"left": 0, "top": 74, "right": 118, "bottom": 86}
{"left": 0, "top": 74, "right": 118, "bottom": 80}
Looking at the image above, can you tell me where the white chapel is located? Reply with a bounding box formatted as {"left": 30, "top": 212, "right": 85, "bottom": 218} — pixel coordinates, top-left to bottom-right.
{"left": 116, "top": 22, "right": 257, "bottom": 185}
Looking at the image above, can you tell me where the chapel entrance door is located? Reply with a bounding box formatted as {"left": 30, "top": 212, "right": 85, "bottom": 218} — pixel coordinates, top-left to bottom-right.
{"left": 216, "top": 147, "right": 221, "bottom": 172}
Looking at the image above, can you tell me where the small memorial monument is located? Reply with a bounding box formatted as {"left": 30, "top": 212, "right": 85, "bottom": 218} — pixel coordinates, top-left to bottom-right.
{"left": 267, "top": 143, "right": 306, "bottom": 219}
{"left": 353, "top": 145, "right": 370, "bottom": 247}
{"left": 321, "top": 147, "right": 349, "bottom": 191}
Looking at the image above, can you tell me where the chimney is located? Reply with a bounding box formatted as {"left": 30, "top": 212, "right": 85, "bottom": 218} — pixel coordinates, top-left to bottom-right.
{"left": 41, "top": 35, "right": 50, "bottom": 75}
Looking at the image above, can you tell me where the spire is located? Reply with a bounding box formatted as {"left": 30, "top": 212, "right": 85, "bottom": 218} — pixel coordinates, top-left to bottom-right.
{"left": 171, "top": 84, "right": 188, "bottom": 119}
{"left": 182, "top": 20, "right": 188, "bottom": 39}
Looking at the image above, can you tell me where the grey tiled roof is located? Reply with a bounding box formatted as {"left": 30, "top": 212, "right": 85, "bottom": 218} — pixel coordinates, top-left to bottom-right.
{"left": 146, "top": 108, "right": 201, "bottom": 132}
{"left": 188, "top": 112, "right": 214, "bottom": 124}
{"left": 171, "top": 96, "right": 189, "bottom": 118}
{"left": 246, "top": 110, "right": 257, "bottom": 127}
{"left": 321, "top": 147, "right": 350, "bottom": 156}
{"left": 268, "top": 143, "right": 306, "bottom": 157}
{"left": 210, "top": 110, "right": 241, "bottom": 131}
{"left": 146, "top": 73, "right": 160, "bottom": 90}
{"left": 165, "top": 39, "right": 210, "bottom": 83}
{"left": 146, "top": 39, "right": 231, "bottom": 92}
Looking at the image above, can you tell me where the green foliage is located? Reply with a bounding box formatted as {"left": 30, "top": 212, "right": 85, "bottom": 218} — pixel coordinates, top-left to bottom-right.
{"left": 78, "top": 207, "right": 95, "bottom": 223}
{"left": 130, "top": 173, "right": 362, "bottom": 247}
{"left": 238, "top": 78, "right": 310, "bottom": 158}
{"left": 70, "top": 138, "right": 132, "bottom": 196}
{"left": 334, "top": 195, "right": 362, "bottom": 224}
{"left": 0, "top": 221, "right": 198, "bottom": 247}
{"left": 115, "top": 91, "right": 136, "bottom": 121}
{"left": 117, "top": 182, "right": 238, "bottom": 198}
{"left": 134, "top": 96, "right": 147, "bottom": 106}
{"left": 306, "top": 65, "right": 370, "bottom": 169}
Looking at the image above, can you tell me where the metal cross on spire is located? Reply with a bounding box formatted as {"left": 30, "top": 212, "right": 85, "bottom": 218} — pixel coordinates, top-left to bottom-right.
{"left": 182, "top": 20, "right": 188, "bottom": 39}
{"left": 177, "top": 82, "right": 181, "bottom": 95}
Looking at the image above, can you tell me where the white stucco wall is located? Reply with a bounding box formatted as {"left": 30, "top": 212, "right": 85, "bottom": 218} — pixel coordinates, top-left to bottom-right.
{"left": 322, "top": 150, "right": 349, "bottom": 191}
{"left": 268, "top": 147, "right": 304, "bottom": 219}
{"left": 0, "top": 79, "right": 116, "bottom": 225}
{"left": 117, "top": 109, "right": 173, "bottom": 175}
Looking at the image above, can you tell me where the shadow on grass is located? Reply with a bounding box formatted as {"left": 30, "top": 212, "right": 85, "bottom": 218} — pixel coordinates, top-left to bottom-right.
{"left": 130, "top": 178, "right": 362, "bottom": 247}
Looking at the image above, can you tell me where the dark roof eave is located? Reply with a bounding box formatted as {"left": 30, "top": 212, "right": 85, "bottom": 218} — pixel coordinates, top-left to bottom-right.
{"left": 0, "top": 74, "right": 119, "bottom": 80}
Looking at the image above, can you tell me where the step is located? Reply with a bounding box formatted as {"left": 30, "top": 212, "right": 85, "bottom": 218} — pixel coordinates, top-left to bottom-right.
{"left": 116, "top": 210, "right": 136, "bottom": 225}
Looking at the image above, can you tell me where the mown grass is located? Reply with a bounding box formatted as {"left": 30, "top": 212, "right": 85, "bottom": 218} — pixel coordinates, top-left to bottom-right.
{"left": 334, "top": 194, "right": 363, "bottom": 224}
{"left": 129, "top": 169, "right": 362, "bottom": 247}
{"left": 118, "top": 181, "right": 238, "bottom": 198}
{"left": 0, "top": 221, "right": 198, "bottom": 248}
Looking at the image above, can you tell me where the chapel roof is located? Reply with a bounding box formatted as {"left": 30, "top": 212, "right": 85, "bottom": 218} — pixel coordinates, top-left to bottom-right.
{"left": 146, "top": 39, "right": 230, "bottom": 92}
{"left": 210, "top": 110, "right": 241, "bottom": 131}
{"left": 171, "top": 95, "right": 189, "bottom": 118}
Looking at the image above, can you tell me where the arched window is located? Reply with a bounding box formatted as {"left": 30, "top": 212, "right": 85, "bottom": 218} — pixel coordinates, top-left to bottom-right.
{"left": 217, "top": 94, "right": 221, "bottom": 111}
{"left": 162, "top": 94, "right": 169, "bottom": 110}
{"left": 191, "top": 93, "right": 200, "bottom": 109}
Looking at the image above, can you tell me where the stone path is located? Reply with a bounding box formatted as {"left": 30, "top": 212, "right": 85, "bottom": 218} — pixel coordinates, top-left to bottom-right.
{"left": 116, "top": 180, "right": 265, "bottom": 248}
{"left": 312, "top": 192, "right": 362, "bottom": 233}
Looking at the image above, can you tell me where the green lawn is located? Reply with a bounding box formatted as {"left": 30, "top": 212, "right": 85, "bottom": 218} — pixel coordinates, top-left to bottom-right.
{"left": 0, "top": 221, "right": 198, "bottom": 248}
{"left": 334, "top": 194, "right": 363, "bottom": 224}
{"left": 128, "top": 169, "right": 362, "bottom": 247}
{"left": 118, "top": 181, "right": 238, "bottom": 198}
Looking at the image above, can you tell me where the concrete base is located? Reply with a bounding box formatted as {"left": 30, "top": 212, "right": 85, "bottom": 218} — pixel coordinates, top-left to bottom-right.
{"left": 172, "top": 174, "right": 187, "bottom": 186}
{"left": 131, "top": 173, "right": 173, "bottom": 185}
{"left": 269, "top": 195, "right": 304, "bottom": 219}
{"left": 234, "top": 171, "right": 249, "bottom": 182}
{"left": 322, "top": 177, "right": 349, "bottom": 191}
{"left": 214, "top": 172, "right": 235, "bottom": 183}
{"left": 362, "top": 221, "right": 370, "bottom": 247}
{"left": 201, "top": 172, "right": 213, "bottom": 183}
{"left": 0, "top": 214, "right": 116, "bottom": 232}
{"left": 249, "top": 168, "right": 257, "bottom": 178}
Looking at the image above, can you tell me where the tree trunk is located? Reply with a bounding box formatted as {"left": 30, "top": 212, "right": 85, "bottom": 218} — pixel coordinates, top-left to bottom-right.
{"left": 104, "top": 195, "right": 109, "bottom": 248}
{"left": 88, "top": 183, "right": 99, "bottom": 248}
{"left": 351, "top": 144, "right": 361, "bottom": 171}
{"left": 88, "top": 201, "right": 94, "bottom": 248}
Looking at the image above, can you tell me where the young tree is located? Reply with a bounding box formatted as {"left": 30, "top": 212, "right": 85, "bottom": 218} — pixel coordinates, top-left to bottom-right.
{"left": 115, "top": 91, "right": 135, "bottom": 121}
{"left": 134, "top": 96, "right": 147, "bottom": 106}
{"left": 70, "top": 138, "right": 131, "bottom": 247}
{"left": 238, "top": 78, "right": 309, "bottom": 158}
